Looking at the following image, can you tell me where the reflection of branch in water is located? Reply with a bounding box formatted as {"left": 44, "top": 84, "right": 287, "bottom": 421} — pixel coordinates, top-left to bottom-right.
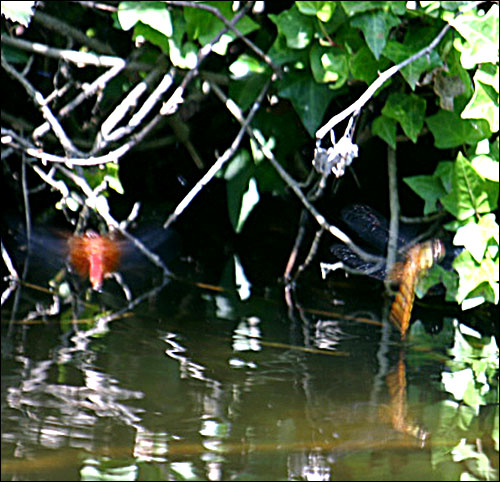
{"left": 383, "top": 354, "right": 430, "bottom": 447}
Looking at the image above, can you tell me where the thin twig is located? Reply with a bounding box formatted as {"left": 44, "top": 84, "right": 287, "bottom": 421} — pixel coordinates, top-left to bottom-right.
{"left": 33, "top": 62, "right": 128, "bottom": 141}
{"left": 385, "top": 145, "right": 399, "bottom": 293}
{"left": 1, "top": 35, "right": 142, "bottom": 69}
{"left": 1, "top": 241, "right": 19, "bottom": 307}
{"left": 162, "top": 79, "right": 271, "bottom": 230}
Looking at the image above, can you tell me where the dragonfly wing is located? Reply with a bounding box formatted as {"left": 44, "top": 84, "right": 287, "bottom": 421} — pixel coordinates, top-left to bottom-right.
{"left": 330, "top": 244, "right": 388, "bottom": 280}
{"left": 341, "top": 204, "right": 414, "bottom": 253}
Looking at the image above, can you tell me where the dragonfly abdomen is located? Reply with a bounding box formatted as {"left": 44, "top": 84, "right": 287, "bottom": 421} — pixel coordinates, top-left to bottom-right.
{"left": 389, "top": 239, "right": 445, "bottom": 338}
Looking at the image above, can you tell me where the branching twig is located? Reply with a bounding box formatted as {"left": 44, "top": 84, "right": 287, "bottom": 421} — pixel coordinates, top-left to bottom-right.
{"left": 160, "top": 1, "right": 254, "bottom": 116}
{"left": 315, "top": 23, "right": 451, "bottom": 140}
{"left": 2, "top": 56, "right": 83, "bottom": 157}
{"left": 94, "top": 63, "right": 172, "bottom": 150}
{"left": 33, "top": 62, "right": 128, "bottom": 141}
{"left": 208, "top": 81, "right": 380, "bottom": 264}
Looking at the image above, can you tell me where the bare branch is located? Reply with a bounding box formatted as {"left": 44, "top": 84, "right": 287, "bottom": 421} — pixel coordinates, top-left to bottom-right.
{"left": 162, "top": 79, "right": 271, "bottom": 231}
{"left": 2, "top": 56, "right": 83, "bottom": 157}
{"left": 1, "top": 35, "right": 129, "bottom": 68}
{"left": 315, "top": 23, "right": 451, "bottom": 140}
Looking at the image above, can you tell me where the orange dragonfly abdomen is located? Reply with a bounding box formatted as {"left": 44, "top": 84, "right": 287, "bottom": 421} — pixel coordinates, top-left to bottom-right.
{"left": 389, "top": 239, "right": 444, "bottom": 339}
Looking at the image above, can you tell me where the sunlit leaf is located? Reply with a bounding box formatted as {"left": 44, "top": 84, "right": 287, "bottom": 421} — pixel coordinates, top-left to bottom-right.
{"left": 462, "top": 66, "right": 499, "bottom": 133}
{"left": 453, "top": 214, "right": 498, "bottom": 263}
{"left": 237, "top": 178, "right": 260, "bottom": 233}
{"left": 1, "top": 0, "right": 36, "bottom": 26}
{"left": 118, "top": 1, "right": 172, "bottom": 36}
{"left": 441, "top": 153, "right": 496, "bottom": 220}
{"left": 450, "top": 5, "right": 499, "bottom": 69}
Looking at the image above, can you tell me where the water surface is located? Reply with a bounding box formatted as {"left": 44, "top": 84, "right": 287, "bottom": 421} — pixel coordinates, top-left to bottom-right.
{"left": 1, "top": 261, "right": 497, "bottom": 481}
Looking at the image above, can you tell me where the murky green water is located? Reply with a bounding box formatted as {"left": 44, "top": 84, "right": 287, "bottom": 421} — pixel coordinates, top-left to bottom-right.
{"left": 1, "top": 265, "right": 498, "bottom": 481}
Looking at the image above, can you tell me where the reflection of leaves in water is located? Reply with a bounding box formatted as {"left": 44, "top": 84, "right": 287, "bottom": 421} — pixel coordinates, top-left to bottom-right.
{"left": 430, "top": 320, "right": 498, "bottom": 481}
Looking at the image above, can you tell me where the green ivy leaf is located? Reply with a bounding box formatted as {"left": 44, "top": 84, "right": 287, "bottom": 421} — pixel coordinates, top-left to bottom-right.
{"left": 382, "top": 92, "right": 426, "bottom": 143}
{"left": 350, "top": 46, "right": 389, "bottom": 84}
{"left": 426, "top": 110, "right": 492, "bottom": 148}
{"left": 372, "top": 115, "right": 397, "bottom": 150}
{"left": 383, "top": 40, "right": 443, "bottom": 90}
{"left": 434, "top": 161, "right": 455, "bottom": 194}
{"left": 183, "top": 2, "right": 258, "bottom": 55}
{"left": 351, "top": 11, "right": 401, "bottom": 60}
{"left": 278, "top": 71, "right": 337, "bottom": 137}
{"left": 229, "top": 72, "right": 270, "bottom": 112}
{"left": 340, "top": 1, "right": 387, "bottom": 16}
{"left": 403, "top": 174, "right": 446, "bottom": 214}
{"left": 269, "top": 5, "right": 314, "bottom": 50}
{"left": 133, "top": 22, "right": 169, "bottom": 54}
{"left": 309, "top": 44, "right": 348, "bottom": 88}
{"left": 267, "top": 33, "right": 309, "bottom": 67}
{"left": 296, "top": 1, "right": 335, "bottom": 22}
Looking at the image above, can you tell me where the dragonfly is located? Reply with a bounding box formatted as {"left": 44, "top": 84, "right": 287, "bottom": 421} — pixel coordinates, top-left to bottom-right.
{"left": 68, "top": 231, "right": 123, "bottom": 291}
{"left": 330, "top": 204, "right": 445, "bottom": 338}
{"left": 4, "top": 220, "right": 179, "bottom": 292}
